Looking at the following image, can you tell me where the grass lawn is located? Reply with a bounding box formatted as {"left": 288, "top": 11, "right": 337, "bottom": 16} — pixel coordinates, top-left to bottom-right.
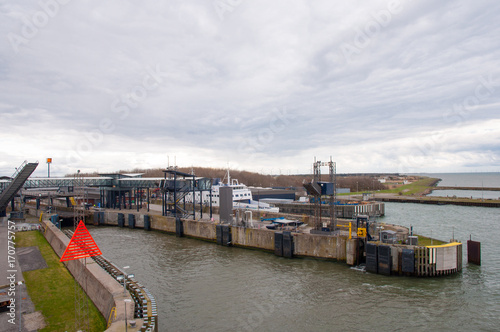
{"left": 336, "top": 177, "right": 440, "bottom": 197}
{"left": 378, "top": 177, "right": 440, "bottom": 196}
{"left": 16, "top": 231, "right": 107, "bottom": 332}
{"left": 415, "top": 234, "right": 447, "bottom": 246}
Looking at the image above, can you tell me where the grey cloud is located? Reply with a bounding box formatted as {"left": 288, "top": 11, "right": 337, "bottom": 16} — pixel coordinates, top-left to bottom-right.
{"left": 1, "top": 0, "right": 499, "bottom": 175}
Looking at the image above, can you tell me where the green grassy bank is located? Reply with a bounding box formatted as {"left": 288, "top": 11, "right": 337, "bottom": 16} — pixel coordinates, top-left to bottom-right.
{"left": 16, "top": 231, "right": 107, "bottom": 332}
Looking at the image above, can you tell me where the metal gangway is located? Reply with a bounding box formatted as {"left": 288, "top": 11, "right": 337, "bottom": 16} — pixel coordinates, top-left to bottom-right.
{"left": 0, "top": 160, "right": 38, "bottom": 216}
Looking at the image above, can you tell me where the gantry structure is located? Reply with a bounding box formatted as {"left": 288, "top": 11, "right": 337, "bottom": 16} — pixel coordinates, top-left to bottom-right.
{"left": 303, "top": 157, "right": 337, "bottom": 232}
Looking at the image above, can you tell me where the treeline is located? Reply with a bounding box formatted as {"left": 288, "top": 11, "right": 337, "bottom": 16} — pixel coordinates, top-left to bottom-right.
{"left": 66, "top": 167, "right": 386, "bottom": 192}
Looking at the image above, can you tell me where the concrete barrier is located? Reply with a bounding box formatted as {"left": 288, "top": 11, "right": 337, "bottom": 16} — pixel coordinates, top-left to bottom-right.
{"left": 41, "top": 220, "right": 139, "bottom": 331}
{"left": 294, "top": 233, "right": 340, "bottom": 259}
{"left": 183, "top": 219, "right": 216, "bottom": 240}
{"left": 102, "top": 210, "right": 355, "bottom": 262}
{"left": 231, "top": 227, "right": 275, "bottom": 251}
{"left": 346, "top": 239, "right": 357, "bottom": 265}
{"left": 151, "top": 215, "right": 176, "bottom": 233}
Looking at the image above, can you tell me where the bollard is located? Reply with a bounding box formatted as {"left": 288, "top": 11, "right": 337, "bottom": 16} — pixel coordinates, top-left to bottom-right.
{"left": 118, "top": 213, "right": 125, "bottom": 227}
{"left": 282, "top": 231, "right": 293, "bottom": 258}
{"left": 144, "top": 215, "right": 151, "bottom": 231}
{"left": 274, "top": 232, "right": 284, "bottom": 257}
{"left": 128, "top": 214, "right": 136, "bottom": 229}
{"left": 175, "top": 217, "right": 183, "bottom": 237}
{"left": 93, "top": 212, "right": 100, "bottom": 226}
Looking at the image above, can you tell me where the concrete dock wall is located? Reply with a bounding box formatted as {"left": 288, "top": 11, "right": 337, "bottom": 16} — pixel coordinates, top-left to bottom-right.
{"left": 41, "top": 220, "right": 136, "bottom": 330}
{"left": 183, "top": 219, "right": 217, "bottom": 240}
{"left": 151, "top": 214, "right": 176, "bottom": 233}
{"left": 366, "top": 242, "right": 463, "bottom": 277}
{"left": 274, "top": 201, "right": 385, "bottom": 218}
{"left": 36, "top": 205, "right": 462, "bottom": 277}
{"left": 231, "top": 227, "right": 275, "bottom": 251}
{"left": 294, "top": 233, "right": 339, "bottom": 259}
{"left": 100, "top": 210, "right": 354, "bottom": 263}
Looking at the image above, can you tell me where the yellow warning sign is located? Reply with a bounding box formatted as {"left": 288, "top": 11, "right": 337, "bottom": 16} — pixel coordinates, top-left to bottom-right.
{"left": 357, "top": 228, "right": 367, "bottom": 237}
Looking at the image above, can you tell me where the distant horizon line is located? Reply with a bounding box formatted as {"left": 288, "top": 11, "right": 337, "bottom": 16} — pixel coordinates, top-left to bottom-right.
{"left": 16, "top": 170, "right": 500, "bottom": 178}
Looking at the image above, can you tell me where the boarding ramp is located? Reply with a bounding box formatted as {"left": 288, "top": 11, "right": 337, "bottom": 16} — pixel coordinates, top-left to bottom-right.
{"left": 0, "top": 161, "right": 38, "bottom": 215}
{"left": 303, "top": 181, "right": 322, "bottom": 196}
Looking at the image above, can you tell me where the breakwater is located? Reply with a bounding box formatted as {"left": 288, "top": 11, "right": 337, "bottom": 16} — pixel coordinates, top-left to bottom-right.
{"left": 433, "top": 186, "right": 500, "bottom": 191}
{"left": 90, "top": 209, "right": 461, "bottom": 277}
{"left": 376, "top": 196, "right": 500, "bottom": 207}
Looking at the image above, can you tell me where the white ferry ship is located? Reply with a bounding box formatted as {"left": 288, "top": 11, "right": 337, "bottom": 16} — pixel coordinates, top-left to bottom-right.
{"left": 187, "top": 170, "right": 279, "bottom": 213}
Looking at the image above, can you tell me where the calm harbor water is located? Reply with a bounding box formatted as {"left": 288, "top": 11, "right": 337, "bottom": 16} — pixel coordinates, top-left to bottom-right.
{"left": 89, "top": 201, "right": 500, "bottom": 332}
{"left": 417, "top": 172, "right": 500, "bottom": 199}
{"left": 418, "top": 172, "right": 500, "bottom": 188}
{"left": 427, "top": 189, "right": 500, "bottom": 200}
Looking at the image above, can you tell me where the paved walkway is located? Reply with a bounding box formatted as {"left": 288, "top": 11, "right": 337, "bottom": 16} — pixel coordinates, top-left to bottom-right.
{"left": 0, "top": 217, "right": 43, "bottom": 332}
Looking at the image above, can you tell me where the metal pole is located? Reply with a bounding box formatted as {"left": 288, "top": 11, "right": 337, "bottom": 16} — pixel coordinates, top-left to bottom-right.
{"left": 198, "top": 189, "right": 201, "bottom": 220}
{"left": 209, "top": 187, "right": 212, "bottom": 220}
{"left": 192, "top": 176, "right": 196, "bottom": 220}
{"left": 18, "top": 282, "right": 23, "bottom": 332}
{"left": 162, "top": 173, "right": 166, "bottom": 216}
{"left": 124, "top": 294, "right": 132, "bottom": 331}
{"left": 173, "top": 173, "right": 177, "bottom": 217}
{"left": 124, "top": 301, "right": 127, "bottom": 332}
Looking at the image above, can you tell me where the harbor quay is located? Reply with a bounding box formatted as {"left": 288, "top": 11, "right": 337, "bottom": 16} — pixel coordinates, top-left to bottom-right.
{"left": 24, "top": 204, "right": 463, "bottom": 279}
{"left": 273, "top": 201, "right": 385, "bottom": 219}
{"left": 1, "top": 162, "right": 469, "bottom": 330}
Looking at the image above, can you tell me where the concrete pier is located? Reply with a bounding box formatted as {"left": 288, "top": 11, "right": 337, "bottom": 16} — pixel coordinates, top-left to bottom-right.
{"left": 25, "top": 203, "right": 462, "bottom": 282}
{"left": 41, "top": 220, "right": 146, "bottom": 331}
{"left": 93, "top": 209, "right": 462, "bottom": 277}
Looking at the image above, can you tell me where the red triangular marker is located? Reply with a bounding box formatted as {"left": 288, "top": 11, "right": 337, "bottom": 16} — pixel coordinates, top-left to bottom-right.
{"left": 60, "top": 220, "right": 102, "bottom": 262}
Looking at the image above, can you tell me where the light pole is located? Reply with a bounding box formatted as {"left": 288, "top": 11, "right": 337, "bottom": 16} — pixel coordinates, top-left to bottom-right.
{"left": 46, "top": 158, "right": 52, "bottom": 178}
{"left": 18, "top": 281, "right": 23, "bottom": 332}
{"left": 124, "top": 298, "right": 132, "bottom": 332}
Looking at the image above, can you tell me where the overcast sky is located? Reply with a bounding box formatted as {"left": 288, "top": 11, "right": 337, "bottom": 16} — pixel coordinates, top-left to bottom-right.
{"left": 1, "top": 0, "right": 499, "bottom": 177}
